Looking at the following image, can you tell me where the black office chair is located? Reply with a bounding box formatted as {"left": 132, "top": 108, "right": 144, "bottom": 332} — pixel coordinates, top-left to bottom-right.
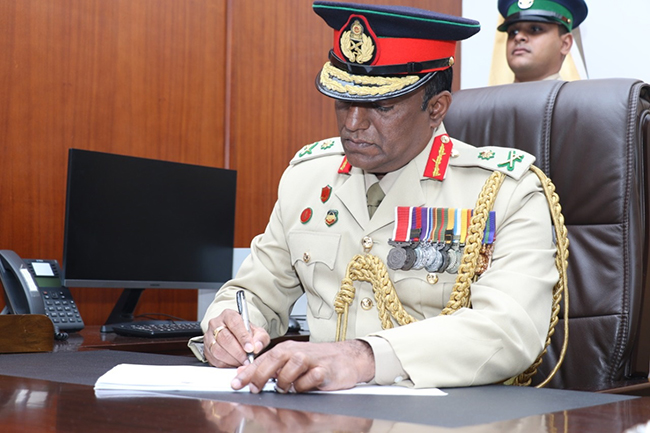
{"left": 445, "top": 78, "right": 650, "bottom": 391}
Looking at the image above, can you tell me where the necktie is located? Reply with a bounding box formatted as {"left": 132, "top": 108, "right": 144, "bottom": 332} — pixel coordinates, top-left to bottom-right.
{"left": 367, "top": 182, "right": 385, "bottom": 219}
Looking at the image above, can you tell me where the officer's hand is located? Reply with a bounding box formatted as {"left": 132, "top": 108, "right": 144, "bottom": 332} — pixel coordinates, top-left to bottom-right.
{"left": 204, "top": 309, "right": 270, "bottom": 367}
{"left": 230, "top": 339, "right": 375, "bottom": 393}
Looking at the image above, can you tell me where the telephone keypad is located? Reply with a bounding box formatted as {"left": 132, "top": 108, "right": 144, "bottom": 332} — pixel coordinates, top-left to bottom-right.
{"left": 42, "top": 289, "right": 84, "bottom": 330}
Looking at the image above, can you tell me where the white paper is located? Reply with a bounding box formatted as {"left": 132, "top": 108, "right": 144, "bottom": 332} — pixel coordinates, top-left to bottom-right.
{"left": 94, "top": 364, "right": 274, "bottom": 393}
{"left": 311, "top": 385, "right": 446, "bottom": 396}
{"left": 94, "top": 364, "right": 447, "bottom": 396}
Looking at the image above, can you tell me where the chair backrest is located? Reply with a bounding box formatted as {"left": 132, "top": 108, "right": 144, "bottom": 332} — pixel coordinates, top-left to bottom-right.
{"left": 444, "top": 78, "right": 650, "bottom": 390}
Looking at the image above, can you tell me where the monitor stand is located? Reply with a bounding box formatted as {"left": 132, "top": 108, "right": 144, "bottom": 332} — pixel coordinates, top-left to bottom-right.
{"left": 100, "top": 288, "right": 144, "bottom": 333}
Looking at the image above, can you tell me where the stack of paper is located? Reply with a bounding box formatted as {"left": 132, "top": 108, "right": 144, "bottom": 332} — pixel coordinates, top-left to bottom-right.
{"left": 94, "top": 364, "right": 447, "bottom": 396}
{"left": 95, "top": 364, "right": 273, "bottom": 393}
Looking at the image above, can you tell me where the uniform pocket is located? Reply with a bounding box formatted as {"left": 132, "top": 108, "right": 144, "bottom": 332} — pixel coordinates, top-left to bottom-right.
{"left": 392, "top": 269, "right": 455, "bottom": 319}
{"left": 287, "top": 231, "right": 341, "bottom": 319}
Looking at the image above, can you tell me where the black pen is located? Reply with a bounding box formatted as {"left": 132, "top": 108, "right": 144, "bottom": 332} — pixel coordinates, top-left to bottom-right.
{"left": 236, "top": 290, "right": 255, "bottom": 364}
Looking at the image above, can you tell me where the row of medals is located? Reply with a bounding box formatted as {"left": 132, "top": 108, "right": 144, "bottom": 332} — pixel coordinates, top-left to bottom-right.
{"left": 387, "top": 236, "right": 462, "bottom": 274}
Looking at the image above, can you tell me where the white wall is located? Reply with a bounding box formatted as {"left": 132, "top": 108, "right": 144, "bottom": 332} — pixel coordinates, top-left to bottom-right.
{"left": 461, "top": 0, "right": 650, "bottom": 89}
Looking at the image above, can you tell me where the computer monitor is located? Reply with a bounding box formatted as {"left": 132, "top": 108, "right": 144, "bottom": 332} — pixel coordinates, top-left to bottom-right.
{"left": 62, "top": 149, "right": 236, "bottom": 332}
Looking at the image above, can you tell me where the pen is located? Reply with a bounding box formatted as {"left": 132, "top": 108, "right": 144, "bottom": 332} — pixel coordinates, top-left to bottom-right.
{"left": 236, "top": 290, "right": 255, "bottom": 364}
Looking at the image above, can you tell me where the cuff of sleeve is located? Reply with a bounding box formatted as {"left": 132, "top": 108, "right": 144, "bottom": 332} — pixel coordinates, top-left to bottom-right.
{"left": 359, "top": 336, "right": 409, "bottom": 385}
{"left": 187, "top": 336, "right": 208, "bottom": 363}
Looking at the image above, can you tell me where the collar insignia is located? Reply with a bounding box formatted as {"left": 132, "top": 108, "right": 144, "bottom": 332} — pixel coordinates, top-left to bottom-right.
{"left": 423, "top": 134, "right": 453, "bottom": 180}
{"left": 338, "top": 156, "right": 352, "bottom": 174}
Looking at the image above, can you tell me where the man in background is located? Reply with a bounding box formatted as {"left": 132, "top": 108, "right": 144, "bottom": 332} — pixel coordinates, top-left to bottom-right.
{"left": 498, "top": 0, "right": 588, "bottom": 82}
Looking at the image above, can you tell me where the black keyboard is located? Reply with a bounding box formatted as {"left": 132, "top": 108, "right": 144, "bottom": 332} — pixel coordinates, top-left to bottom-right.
{"left": 112, "top": 320, "right": 203, "bottom": 338}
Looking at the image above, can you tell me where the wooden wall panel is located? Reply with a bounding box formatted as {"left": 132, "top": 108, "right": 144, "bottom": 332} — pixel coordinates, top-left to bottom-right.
{"left": 0, "top": 0, "right": 227, "bottom": 324}
{"left": 228, "top": 0, "right": 463, "bottom": 247}
{"left": 0, "top": 0, "right": 462, "bottom": 326}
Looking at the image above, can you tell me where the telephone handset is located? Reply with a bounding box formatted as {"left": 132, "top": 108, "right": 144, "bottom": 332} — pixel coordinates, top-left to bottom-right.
{"left": 0, "top": 250, "right": 84, "bottom": 337}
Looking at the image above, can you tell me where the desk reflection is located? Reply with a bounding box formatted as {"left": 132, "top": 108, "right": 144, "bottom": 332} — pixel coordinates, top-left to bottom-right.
{"left": 201, "top": 400, "right": 373, "bottom": 432}
{"left": 200, "top": 399, "right": 562, "bottom": 433}
{"left": 2, "top": 374, "right": 650, "bottom": 432}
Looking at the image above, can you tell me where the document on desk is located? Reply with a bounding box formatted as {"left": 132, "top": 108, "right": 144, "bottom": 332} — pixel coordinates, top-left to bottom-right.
{"left": 94, "top": 364, "right": 446, "bottom": 396}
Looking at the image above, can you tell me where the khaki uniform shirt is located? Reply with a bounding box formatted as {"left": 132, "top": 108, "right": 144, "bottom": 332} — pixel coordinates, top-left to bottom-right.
{"left": 203, "top": 124, "right": 557, "bottom": 388}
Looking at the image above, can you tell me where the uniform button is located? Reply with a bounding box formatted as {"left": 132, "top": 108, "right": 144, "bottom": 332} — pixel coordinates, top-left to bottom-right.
{"left": 362, "top": 236, "right": 373, "bottom": 250}
{"left": 427, "top": 273, "right": 439, "bottom": 285}
{"left": 303, "top": 252, "right": 311, "bottom": 263}
{"left": 441, "top": 135, "right": 450, "bottom": 144}
{"left": 451, "top": 148, "right": 459, "bottom": 158}
{"left": 394, "top": 375, "right": 404, "bottom": 383}
{"left": 361, "top": 298, "right": 373, "bottom": 310}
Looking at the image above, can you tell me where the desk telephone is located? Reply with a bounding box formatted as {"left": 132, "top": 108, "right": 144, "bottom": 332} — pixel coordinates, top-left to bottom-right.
{"left": 0, "top": 250, "right": 84, "bottom": 338}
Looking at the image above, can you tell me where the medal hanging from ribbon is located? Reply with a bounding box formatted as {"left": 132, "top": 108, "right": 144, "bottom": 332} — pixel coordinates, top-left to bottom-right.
{"left": 412, "top": 207, "right": 433, "bottom": 270}
{"left": 476, "top": 211, "right": 496, "bottom": 275}
{"left": 402, "top": 207, "right": 422, "bottom": 270}
{"left": 445, "top": 208, "right": 461, "bottom": 274}
{"left": 387, "top": 206, "right": 413, "bottom": 270}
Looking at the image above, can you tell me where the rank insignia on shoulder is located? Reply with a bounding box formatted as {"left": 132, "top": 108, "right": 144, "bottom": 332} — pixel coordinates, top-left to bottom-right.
{"left": 450, "top": 146, "right": 535, "bottom": 180}
{"left": 290, "top": 138, "right": 344, "bottom": 165}
{"left": 478, "top": 150, "right": 495, "bottom": 160}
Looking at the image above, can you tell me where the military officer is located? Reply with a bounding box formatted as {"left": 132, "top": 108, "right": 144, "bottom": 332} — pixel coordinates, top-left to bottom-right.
{"left": 201, "top": 1, "right": 558, "bottom": 393}
{"left": 498, "top": 0, "right": 588, "bottom": 82}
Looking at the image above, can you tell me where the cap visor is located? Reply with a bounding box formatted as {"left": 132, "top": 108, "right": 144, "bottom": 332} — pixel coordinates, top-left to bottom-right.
{"left": 315, "top": 62, "right": 436, "bottom": 102}
{"left": 497, "top": 15, "right": 560, "bottom": 32}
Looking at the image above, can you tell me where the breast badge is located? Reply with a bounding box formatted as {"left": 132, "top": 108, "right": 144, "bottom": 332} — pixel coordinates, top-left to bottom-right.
{"left": 325, "top": 210, "right": 339, "bottom": 226}
{"left": 300, "top": 208, "right": 313, "bottom": 224}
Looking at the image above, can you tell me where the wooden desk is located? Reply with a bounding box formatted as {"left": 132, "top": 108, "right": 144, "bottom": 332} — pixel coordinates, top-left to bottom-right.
{"left": 1, "top": 372, "right": 650, "bottom": 432}
{"left": 53, "top": 325, "right": 197, "bottom": 356}
{"left": 54, "top": 325, "right": 310, "bottom": 356}
{"left": 2, "top": 328, "right": 640, "bottom": 431}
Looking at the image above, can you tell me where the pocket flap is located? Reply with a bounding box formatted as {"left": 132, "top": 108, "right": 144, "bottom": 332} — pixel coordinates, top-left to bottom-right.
{"left": 287, "top": 231, "right": 341, "bottom": 270}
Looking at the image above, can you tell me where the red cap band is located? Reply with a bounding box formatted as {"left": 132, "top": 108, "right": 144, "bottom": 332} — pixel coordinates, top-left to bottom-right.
{"left": 334, "top": 30, "right": 456, "bottom": 71}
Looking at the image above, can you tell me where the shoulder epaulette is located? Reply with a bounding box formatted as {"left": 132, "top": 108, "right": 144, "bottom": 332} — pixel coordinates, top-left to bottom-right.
{"left": 290, "top": 137, "right": 344, "bottom": 165}
{"left": 450, "top": 145, "right": 536, "bottom": 181}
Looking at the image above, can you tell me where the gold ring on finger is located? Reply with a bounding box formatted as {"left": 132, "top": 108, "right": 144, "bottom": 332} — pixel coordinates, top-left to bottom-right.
{"left": 213, "top": 325, "right": 226, "bottom": 341}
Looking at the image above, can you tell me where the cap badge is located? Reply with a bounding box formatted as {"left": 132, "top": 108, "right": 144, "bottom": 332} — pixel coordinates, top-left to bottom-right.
{"left": 518, "top": 0, "right": 534, "bottom": 9}
{"left": 340, "top": 18, "right": 375, "bottom": 64}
